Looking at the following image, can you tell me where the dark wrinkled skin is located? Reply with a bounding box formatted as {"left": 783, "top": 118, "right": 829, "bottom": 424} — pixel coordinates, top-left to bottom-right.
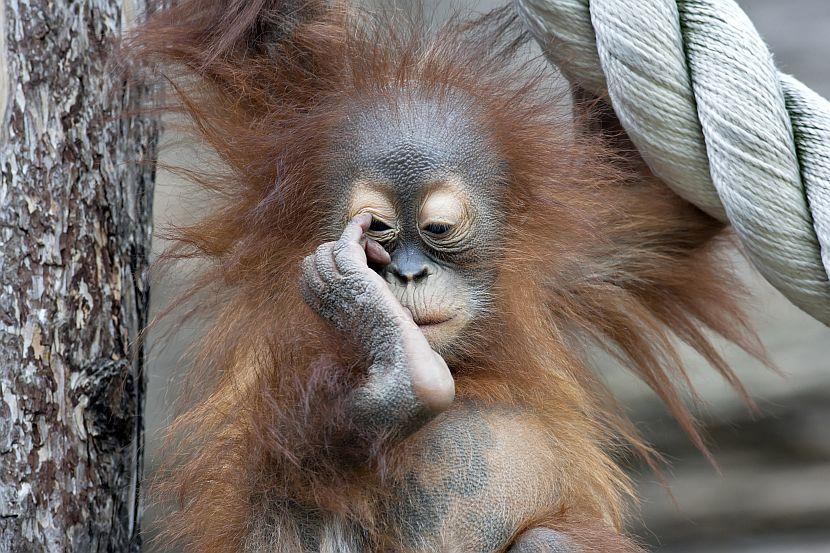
{"left": 300, "top": 213, "right": 454, "bottom": 439}
{"left": 389, "top": 404, "right": 497, "bottom": 547}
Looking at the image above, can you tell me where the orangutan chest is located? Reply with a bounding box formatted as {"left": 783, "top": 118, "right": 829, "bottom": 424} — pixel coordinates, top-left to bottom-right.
{"left": 246, "top": 404, "right": 559, "bottom": 553}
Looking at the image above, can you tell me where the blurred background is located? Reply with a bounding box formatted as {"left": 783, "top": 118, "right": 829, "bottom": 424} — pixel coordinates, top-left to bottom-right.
{"left": 145, "top": 1, "right": 830, "bottom": 551}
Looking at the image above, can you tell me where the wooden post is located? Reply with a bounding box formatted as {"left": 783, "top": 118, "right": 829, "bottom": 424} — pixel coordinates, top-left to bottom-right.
{"left": 0, "top": 0, "right": 158, "bottom": 550}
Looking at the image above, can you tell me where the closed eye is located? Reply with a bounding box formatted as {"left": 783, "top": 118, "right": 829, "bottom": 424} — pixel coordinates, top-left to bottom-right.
{"left": 369, "top": 218, "right": 392, "bottom": 232}
{"left": 423, "top": 223, "right": 452, "bottom": 235}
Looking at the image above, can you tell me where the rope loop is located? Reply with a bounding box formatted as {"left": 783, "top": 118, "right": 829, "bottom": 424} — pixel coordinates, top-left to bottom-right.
{"left": 516, "top": 0, "right": 830, "bottom": 325}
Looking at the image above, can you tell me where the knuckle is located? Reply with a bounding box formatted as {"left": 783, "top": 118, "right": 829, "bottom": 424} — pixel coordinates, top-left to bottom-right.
{"left": 301, "top": 255, "right": 314, "bottom": 273}
{"left": 299, "top": 281, "right": 317, "bottom": 307}
{"left": 332, "top": 238, "right": 351, "bottom": 257}
{"left": 334, "top": 248, "right": 363, "bottom": 272}
{"left": 333, "top": 248, "right": 354, "bottom": 267}
{"left": 315, "top": 242, "right": 333, "bottom": 257}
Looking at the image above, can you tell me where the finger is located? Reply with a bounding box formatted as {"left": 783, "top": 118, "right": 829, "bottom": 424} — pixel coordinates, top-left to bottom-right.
{"left": 333, "top": 214, "right": 373, "bottom": 274}
{"left": 332, "top": 241, "right": 368, "bottom": 278}
{"left": 302, "top": 255, "right": 326, "bottom": 296}
{"left": 299, "top": 276, "right": 317, "bottom": 309}
{"left": 314, "top": 244, "right": 340, "bottom": 285}
{"left": 299, "top": 258, "right": 321, "bottom": 307}
{"left": 365, "top": 238, "right": 391, "bottom": 266}
{"left": 340, "top": 213, "right": 372, "bottom": 245}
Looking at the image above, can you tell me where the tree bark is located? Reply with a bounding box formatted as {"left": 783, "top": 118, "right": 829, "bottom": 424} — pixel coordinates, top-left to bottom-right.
{"left": 0, "top": 0, "right": 158, "bottom": 551}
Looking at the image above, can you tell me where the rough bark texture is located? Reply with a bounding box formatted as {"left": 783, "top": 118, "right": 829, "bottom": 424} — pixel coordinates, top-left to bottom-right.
{"left": 0, "top": 0, "right": 158, "bottom": 551}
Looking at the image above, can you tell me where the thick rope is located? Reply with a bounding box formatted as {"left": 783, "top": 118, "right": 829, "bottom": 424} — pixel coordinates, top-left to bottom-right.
{"left": 516, "top": 0, "right": 830, "bottom": 325}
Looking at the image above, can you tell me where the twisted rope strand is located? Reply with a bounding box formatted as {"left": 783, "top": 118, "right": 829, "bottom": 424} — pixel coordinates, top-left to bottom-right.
{"left": 516, "top": 0, "right": 830, "bottom": 325}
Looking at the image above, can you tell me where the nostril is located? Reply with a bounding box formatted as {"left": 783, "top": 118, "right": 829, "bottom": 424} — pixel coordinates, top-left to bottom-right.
{"left": 411, "top": 265, "right": 429, "bottom": 282}
{"left": 390, "top": 263, "right": 430, "bottom": 283}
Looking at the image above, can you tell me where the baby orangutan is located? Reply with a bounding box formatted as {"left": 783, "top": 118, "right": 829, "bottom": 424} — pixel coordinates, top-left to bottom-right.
{"left": 134, "top": 1, "right": 759, "bottom": 551}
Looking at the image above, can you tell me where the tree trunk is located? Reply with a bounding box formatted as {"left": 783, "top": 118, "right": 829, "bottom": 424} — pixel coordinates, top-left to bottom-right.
{"left": 0, "top": 0, "right": 158, "bottom": 551}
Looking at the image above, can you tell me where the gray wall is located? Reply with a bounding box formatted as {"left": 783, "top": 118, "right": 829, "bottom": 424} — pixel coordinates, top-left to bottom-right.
{"left": 145, "top": 1, "right": 830, "bottom": 550}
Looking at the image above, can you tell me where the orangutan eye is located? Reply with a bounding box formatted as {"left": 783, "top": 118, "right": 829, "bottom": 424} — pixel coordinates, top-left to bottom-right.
{"left": 423, "top": 223, "right": 452, "bottom": 236}
{"left": 369, "top": 218, "right": 392, "bottom": 232}
{"left": 365, "top": 216, "right": 398, "bottom": 244}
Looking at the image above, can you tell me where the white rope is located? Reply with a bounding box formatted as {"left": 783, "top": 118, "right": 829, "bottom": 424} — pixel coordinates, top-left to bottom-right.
{"left": 516, "top": 0, "right": 830, "bottom": 326}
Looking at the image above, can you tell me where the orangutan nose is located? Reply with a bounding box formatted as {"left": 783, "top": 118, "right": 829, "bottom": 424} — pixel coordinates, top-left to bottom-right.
{"left": 388, "top": 246, "right": 430, "bottom": 284}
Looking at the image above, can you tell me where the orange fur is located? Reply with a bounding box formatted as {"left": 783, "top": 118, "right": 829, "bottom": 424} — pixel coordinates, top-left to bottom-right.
{"left": 129, "top": 1, "right": 763, "bottom": 550}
